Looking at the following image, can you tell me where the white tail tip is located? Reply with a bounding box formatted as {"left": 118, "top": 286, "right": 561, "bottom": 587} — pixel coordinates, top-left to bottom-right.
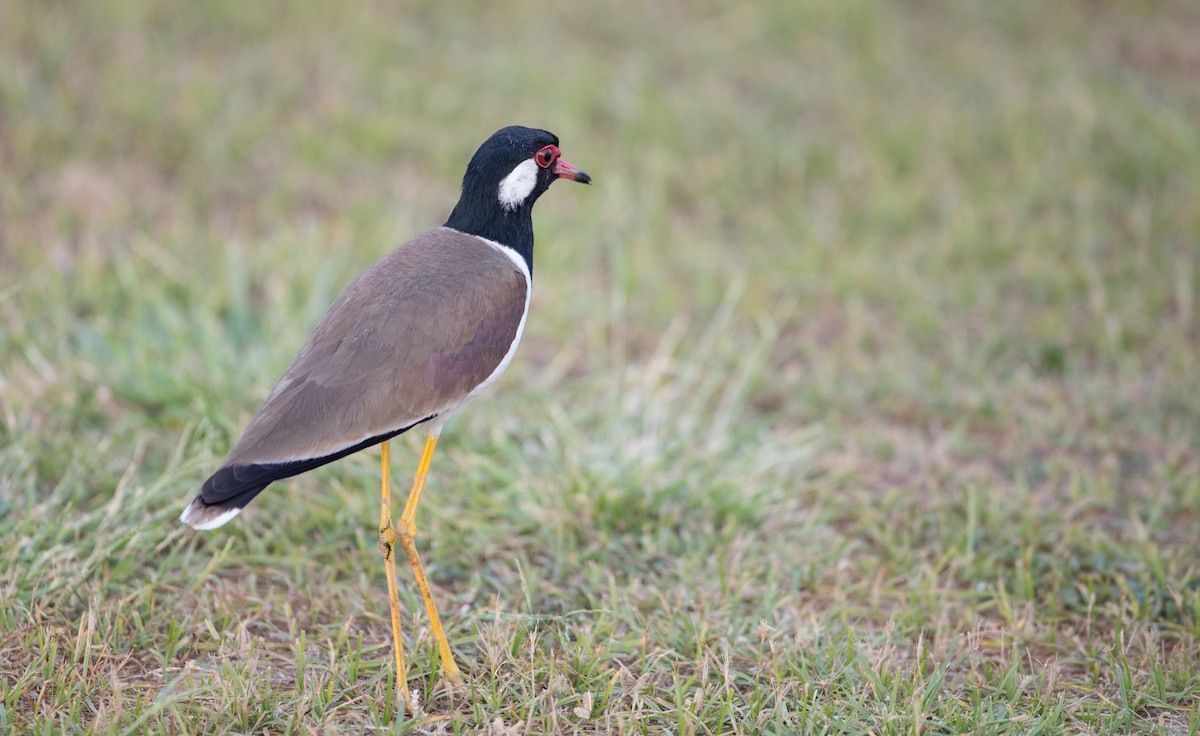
{"left": 179, "top": 497, "right": 242, "bottom": 530}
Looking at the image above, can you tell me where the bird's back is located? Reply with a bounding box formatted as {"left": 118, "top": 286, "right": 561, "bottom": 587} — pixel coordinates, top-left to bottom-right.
{"left": 196, "top": 227, "right": 530, "bottom": 513}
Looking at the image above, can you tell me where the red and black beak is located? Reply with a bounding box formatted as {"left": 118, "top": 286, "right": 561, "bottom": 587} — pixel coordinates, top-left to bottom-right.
{"left": 553, "top": 158, "right": 591, "bottom": 185}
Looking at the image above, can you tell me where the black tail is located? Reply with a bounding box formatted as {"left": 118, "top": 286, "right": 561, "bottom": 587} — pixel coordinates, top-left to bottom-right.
{"left": 180, "top": 415, "right": 435, "bottom": 530}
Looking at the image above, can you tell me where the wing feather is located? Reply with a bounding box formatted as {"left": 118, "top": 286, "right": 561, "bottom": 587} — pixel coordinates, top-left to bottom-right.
{"left": 217, "top": 228, "right": 528, "bottom": 471}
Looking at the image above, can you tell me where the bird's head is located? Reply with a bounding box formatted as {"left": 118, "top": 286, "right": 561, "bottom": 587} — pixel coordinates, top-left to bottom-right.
{"left": 468, "top": 126, "right": 590, "bottom": 209}
{"left": 447, "top": 127, "right": 590, "bottom": 238}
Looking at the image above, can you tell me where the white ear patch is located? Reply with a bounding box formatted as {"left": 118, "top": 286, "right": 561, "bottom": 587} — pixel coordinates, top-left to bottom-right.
{"left": 497, "top": 158, "right": 538, "bottom": 210}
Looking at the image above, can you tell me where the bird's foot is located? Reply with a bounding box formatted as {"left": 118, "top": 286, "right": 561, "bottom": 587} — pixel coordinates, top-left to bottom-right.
{"left": 440, "top": 656, "right": 463, "bottom": 684}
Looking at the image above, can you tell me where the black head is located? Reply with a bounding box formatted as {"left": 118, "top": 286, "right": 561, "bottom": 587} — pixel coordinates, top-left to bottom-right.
{"left": 445, "top": 126, "right": 590, "bottom": 270}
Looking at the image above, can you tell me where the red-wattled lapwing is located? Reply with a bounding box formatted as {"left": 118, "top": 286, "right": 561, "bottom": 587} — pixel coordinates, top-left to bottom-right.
{"left": 179, "top": 126, "right": 590, "bottom": 709}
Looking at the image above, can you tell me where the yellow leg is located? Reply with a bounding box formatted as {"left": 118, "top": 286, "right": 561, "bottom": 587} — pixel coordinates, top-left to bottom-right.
{"left": 396, "top": 431, "right": 462, "bottom": 683}
{"left": 400, "top": 432, "right": 438, "bottom": 529}
{"left": 379, "top": 441, "right": 412, "bottom": 712}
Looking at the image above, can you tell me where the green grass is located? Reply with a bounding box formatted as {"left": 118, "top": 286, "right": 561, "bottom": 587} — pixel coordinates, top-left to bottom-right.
{"left": 2, "top": 0, "right": 1199, "bottom": 732}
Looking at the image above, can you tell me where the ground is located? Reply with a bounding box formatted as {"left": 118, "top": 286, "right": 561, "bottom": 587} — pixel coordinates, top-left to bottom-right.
{"left": 1, "top": 1, "right": 1199, "bottom": 733}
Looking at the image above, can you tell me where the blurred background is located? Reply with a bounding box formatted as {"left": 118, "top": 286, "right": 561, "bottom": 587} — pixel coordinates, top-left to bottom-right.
{"left": 1, "top": 1, "right": 1198, "bottom": 732}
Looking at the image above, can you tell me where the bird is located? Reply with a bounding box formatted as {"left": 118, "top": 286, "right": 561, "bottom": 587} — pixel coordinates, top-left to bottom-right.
{"left": 178, "top": 126, "right": 591, "bottom": 710}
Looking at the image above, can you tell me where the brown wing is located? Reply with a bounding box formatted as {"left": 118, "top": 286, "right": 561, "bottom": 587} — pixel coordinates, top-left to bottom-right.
{"left": 221, "top": 228, "right": 528, "bottom": 469}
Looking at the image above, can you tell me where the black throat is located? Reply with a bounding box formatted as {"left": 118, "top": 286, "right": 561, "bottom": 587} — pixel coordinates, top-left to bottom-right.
{"left": 445, "top": 195, "right": 536, "bottom": 276}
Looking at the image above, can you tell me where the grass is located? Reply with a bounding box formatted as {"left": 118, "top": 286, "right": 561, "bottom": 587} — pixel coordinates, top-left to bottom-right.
{"left": 2, "top": 0, "right": 1199, "bottom": 732}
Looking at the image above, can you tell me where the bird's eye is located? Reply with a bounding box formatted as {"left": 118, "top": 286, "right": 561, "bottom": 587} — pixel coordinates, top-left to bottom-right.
{"left": 535, "top": 145, "right": 559, "bottom": 169}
